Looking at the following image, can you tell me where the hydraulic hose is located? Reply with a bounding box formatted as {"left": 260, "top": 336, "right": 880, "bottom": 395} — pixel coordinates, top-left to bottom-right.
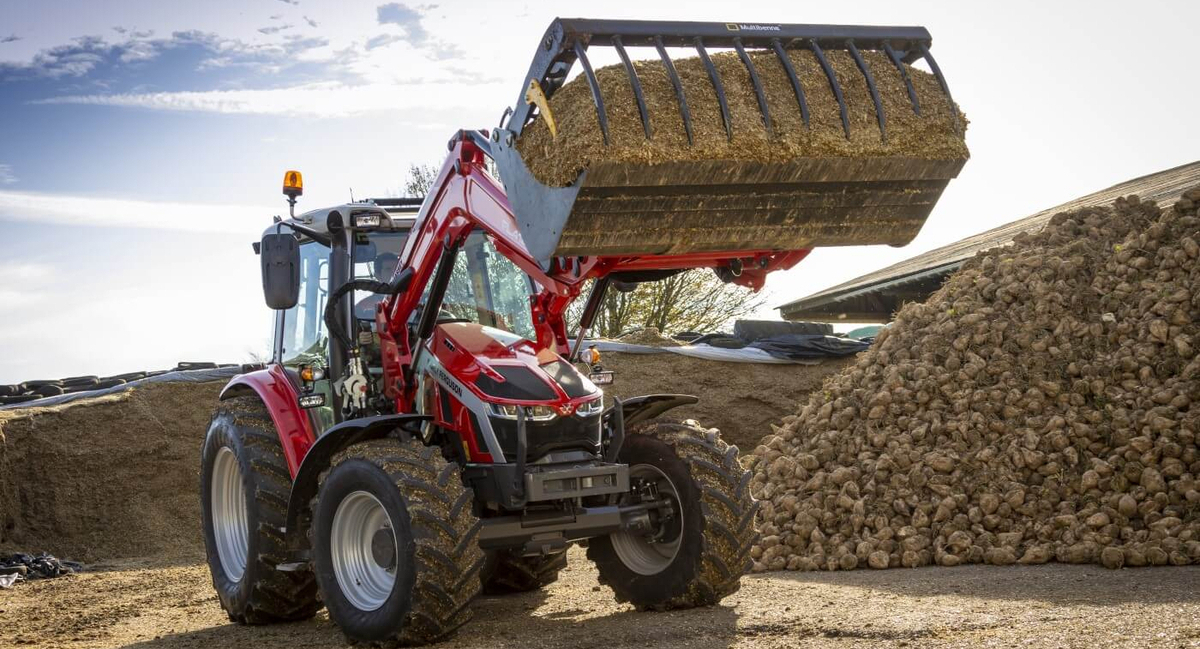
{"left": 322, "top": 269, "right": 414, "bottom": 354}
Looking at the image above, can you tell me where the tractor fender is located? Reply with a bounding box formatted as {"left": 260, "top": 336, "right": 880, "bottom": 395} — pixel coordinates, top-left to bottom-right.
{"left": 219, "top": 365, "right": 316, "bottom": 478}
{"left": 283, "top": 413, "right": 430, "bottom": 551}
{"left": 620, "top": 394, "right": 699, "bottom": 429}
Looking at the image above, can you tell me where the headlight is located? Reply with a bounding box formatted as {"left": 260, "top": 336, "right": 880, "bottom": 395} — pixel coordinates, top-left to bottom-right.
{"left": 353, "top": 212, "right": 383, "bottom": 228}
{"left": 489, "top": 403, "right": 557, "bottom": 421}
{"left": 576, "top": 397, "right": 603, "bottom": 417}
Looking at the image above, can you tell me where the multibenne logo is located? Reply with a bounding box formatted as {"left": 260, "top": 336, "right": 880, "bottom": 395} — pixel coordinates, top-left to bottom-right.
{"left": 726, "top": 23, "right": 781, "bottom": 32}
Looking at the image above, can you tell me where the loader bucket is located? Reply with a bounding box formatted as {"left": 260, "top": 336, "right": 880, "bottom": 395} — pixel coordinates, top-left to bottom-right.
{"left": 491, "top": 18, "right": 968, "bottom": 267}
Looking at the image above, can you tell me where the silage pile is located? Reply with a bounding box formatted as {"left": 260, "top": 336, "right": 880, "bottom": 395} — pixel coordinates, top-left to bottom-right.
{"left": 0, "top": 381, "right": 224, "bottom": 563}
{"left": 750, "top": 188, "right": 1200, "bottom": 572}
{"left": 602, "top": 352, "right": 856, "bottom": 453}
{"left": 519, "top": 48, "right": 968, "bottom": 187}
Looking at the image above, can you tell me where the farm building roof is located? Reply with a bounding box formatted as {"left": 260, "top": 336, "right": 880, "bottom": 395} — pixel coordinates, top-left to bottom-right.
{"left": 778, "top": 160, "right": 1200, "bottom": 323}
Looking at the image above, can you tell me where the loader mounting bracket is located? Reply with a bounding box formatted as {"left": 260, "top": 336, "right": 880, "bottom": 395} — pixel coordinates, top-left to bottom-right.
{"left": 490, "top": 127, "right": 583, "bottom": 269}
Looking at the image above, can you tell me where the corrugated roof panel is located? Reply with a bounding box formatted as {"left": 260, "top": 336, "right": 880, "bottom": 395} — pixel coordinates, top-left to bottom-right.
{"left": 780, "top": 160, "right": 1200, "bottom": 321}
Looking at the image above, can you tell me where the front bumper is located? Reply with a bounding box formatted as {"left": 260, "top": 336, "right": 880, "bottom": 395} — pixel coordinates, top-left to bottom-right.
{"left": 524, "top": 462, "right": 629, "bottom": 502}
{"left": 464, "top": 460, "right": 629, "bottom": 510}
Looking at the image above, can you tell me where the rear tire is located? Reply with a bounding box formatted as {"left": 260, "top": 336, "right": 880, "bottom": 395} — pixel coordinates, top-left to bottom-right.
{"left": 200, "top": 396, "right": 321, "bottom": 623}
{"left": 588, "top": 421, "right": 758, "bottom": 610}
{"left": 481, "top": 549, "right": 567, "bottom": 594}
{"left": 312, "top": 439, "right": 484, "bottom": 645}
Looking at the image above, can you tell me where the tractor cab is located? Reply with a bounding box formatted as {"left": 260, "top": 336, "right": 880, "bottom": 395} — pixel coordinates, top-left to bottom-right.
{"left": 260, "top": 184, "right": 422, "bottom": 435}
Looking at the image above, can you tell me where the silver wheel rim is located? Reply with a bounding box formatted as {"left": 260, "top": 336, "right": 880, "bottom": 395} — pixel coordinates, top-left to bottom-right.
{"left": 331, "top": 490, "right": 397, "bottom": 611}
{"left": 611, "top": 464, "right": 684, "bottom": 576}
{"left": 211, "top": 446, "right": 249, "bottom": 583}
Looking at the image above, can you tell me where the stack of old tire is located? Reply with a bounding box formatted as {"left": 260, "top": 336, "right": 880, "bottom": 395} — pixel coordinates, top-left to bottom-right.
{"left": 750, "top": 186, "right": 1200, "bottom": 572}
{"left": 0, "top": 362, "right": 234, "bottom": 406}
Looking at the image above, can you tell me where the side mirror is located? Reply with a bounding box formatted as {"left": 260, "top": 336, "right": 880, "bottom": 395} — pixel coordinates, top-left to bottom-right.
{"left": 260, "top": 232, "right": 301, "bottom": 310}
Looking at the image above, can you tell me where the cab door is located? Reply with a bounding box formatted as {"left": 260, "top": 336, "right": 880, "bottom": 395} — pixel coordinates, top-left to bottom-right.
{"left": 275, "top": 239, "right": 337, "bottom": 435}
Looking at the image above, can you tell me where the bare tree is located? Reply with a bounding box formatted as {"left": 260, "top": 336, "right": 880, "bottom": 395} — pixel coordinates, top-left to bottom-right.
{"left": 640, "top": 271, "right": 766, "bottom": 333}
{"left": 401, "top": 158, "right": 500, "bottom": 198}
{"left": 402, "top": 164, "right": 440, "bottom": 197}
{"left": 570, "top": 270, "right": 765, "bottom": 338}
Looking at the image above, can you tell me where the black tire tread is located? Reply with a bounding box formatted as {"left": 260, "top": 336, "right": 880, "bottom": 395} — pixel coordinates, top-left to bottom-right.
{"left": 319, "top": 439, "right": 484, "bottom": 645}
{"left": 209, "top": 396, "right": 321, "bottom": 624}
{"left": 592, "top": 420, "right": 759, "bottom": 610}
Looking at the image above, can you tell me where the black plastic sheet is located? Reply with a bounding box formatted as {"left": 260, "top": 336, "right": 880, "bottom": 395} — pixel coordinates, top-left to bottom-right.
{"left": 0, "top": 552, "right": 81, "bottom": 587}
{"left": 748, "top": 334, "right": 869, "bottom": 360}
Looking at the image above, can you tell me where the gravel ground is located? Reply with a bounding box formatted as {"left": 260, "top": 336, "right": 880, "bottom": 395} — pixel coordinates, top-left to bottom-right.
{"left": 2, "top": 548, "right": 1198, "bottom": 649}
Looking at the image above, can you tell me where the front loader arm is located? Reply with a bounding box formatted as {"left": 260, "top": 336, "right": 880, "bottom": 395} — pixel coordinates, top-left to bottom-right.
{"left": 377, "top": 130, "right": 815, "bottom": 401}
{"left": 376, "top": 131, "right": 586, "bottom": 404}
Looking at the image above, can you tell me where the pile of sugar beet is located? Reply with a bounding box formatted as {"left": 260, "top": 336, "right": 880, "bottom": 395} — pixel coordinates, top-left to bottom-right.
{"left": 749, "top": 186, "right": 1200, "bottom": 572}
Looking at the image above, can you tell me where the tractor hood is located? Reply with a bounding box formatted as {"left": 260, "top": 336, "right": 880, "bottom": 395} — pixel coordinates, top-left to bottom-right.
{"left": 431, "top": 322, "right": 600, "bottom": 405}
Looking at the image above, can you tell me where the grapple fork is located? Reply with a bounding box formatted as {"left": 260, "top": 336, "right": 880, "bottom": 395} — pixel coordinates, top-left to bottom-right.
{"left": 490, "top": 18, "right": 967, "bottom": 268}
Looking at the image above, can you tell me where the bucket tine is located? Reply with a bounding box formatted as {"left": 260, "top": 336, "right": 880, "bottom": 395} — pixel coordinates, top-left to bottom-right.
{"left": 733, "top": 37, "right": 772, "bottom": 137}
{"left": 917, "top": 42, "right": 960, "bottom": 133}
{"left": 809, "top": 39, "right": 850, "bottom": 139}
{"left": 654, "top": 36, "right": 694, "bottom": 145}
{"left": 612, "top": 35, "right": 652, "bottom": 140}
{"left": 771, "top": 38, "right": 809, "bottom": 128}
{"left": 493, "top": 19, "right": 968, "bottom": 267}
{"left": 694, "top": 37, "right": 733, "bottom": 141}
{"left": 882, "top": 41, "right": 920, "bottom": 115}
{"left": 846, "top": 40, "right": 887, "bottom": 144}
{"left": 573, "top": 39, "right": 610, "bottom": 145}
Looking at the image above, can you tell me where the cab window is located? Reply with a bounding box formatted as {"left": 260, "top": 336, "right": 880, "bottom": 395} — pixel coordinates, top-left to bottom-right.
{"left": 280, "top": 240, "right": 329, "bottom": 365}
{"left": 441, "top": 231, "right": 536, "bottom": 340}
{"left": 352, "top": 229, "right": 410, "bottom": 320}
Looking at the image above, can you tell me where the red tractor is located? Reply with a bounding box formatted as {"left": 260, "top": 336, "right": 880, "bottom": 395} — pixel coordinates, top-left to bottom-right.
{"left": 200, "top": 18, "right": 964, "bottom": 645}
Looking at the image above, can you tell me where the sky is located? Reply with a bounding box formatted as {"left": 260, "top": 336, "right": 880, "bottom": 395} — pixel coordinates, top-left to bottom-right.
{"left": 0, "top": 0, "right": 1197, "bottom": 383}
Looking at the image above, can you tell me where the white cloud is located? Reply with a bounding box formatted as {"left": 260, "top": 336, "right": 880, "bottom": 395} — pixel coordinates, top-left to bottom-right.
{"left": 0, "top": 189, "right": 270, "bottom": 234}
{"left": 0, "top": 263, "right": 54, "bottom": 309}
{"left": 365, "top": 33, "right": 405, "bottom": 50}
{"left": 370, "top": 3, "right": 465, "bottom": 62}
{"left": 0, "top": 164, "right": 15, "bottom": 184}
{"left": 0, "top": 261, "right": 53, "bottom": 281}
{"left": 31, "top": 79, "right": 505, "bottom": 117}
{"left": 376, "top": 3, "right": 427, "bottom": 41}
{"left": 117, "top": 39, "right": 158, "bottom": 63}
{"left": 0, "top": 289, "right": 47, "bottom": 307}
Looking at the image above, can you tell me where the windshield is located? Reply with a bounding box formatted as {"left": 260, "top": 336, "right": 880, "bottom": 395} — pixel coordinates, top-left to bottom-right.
{"left": 441, "top": 231, "right": 537, "bottom": 340}
{"left": 352, "top": 229, "right": 410, "bottom": 319}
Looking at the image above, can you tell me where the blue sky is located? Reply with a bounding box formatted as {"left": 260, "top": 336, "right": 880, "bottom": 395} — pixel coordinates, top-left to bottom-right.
{"left": 0, "top": 0, "right": 1198, "bottom": 382}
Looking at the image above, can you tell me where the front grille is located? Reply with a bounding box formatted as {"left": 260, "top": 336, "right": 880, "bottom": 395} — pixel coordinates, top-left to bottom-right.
{"left": 489, "top": 414, "right": 601, "bottom": 462}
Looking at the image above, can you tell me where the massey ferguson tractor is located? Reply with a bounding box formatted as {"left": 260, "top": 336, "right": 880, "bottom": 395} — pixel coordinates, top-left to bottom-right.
{"left": 200, "top": 18, "right": 965, "bottom": 645}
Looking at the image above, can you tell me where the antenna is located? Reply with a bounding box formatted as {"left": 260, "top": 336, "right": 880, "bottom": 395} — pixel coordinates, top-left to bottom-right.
{"left": 349, "top": 187, "right": 356, "bottom": 203}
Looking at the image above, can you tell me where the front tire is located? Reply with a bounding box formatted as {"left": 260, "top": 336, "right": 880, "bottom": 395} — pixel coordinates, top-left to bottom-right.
{"left": 588, "top": 421, "right": 758, "bottom": 610}
{"left": 200, "top": 396, "right": 321, "bottom": 623}
{"left": 312, "top": 439, "right": 484, "bottom": 645}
